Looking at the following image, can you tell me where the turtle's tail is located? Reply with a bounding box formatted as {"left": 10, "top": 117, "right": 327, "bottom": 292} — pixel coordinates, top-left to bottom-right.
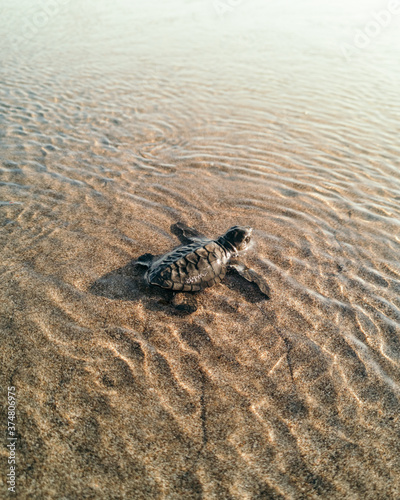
{"left": 136, "top": 253, "right": 154, "bottom": 268}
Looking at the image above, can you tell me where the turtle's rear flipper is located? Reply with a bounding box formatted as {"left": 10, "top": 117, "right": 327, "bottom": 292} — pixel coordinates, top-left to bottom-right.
{"left": 171, "top": 222, "right": 210, "bottom": 244}
{"left": 136, "top": 253, "right": 154, "bottom": 268}
{"left": 171, "top": 292, "right": 198, "bottom": 315}
{"left": 229, "top": 262, "right": 270, "bottom": 299}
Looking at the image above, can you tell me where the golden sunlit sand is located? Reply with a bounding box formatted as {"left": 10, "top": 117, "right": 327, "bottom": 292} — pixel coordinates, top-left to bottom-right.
{"left": 1, "top": 0, "right": 400, "bottom": 498}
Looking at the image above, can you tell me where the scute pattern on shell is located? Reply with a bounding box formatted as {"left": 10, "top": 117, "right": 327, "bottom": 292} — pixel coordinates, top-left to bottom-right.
{"left": 147, "top": 240, "right": 229, "bottom": 292}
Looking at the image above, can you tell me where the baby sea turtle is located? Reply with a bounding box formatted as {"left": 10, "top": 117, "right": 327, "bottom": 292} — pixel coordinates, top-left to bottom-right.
{"left": 137, "top": 223, "right": 269, "bottom": 298}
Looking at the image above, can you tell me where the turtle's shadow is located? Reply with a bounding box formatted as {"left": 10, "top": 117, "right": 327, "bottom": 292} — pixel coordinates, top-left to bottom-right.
{"left": 88, "top": 259, "right": 183, "bottom": 313}
{"left": 88, "top": 259, "right": 269, "bottom": 317}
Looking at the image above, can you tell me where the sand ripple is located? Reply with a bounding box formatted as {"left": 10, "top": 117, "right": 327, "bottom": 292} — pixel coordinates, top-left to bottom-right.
{"left": 1, "top": 0, "right": 400, "bottom": 498}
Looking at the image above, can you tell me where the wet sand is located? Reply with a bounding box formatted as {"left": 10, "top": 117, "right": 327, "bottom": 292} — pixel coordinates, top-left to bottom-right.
{"left": 1, "top": 0, "right": 400, "bottom": 498}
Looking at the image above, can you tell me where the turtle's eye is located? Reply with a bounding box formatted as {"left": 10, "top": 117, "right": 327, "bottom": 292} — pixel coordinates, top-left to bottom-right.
{"left": 245, "top": 236, "right": 250, "bottom": 244}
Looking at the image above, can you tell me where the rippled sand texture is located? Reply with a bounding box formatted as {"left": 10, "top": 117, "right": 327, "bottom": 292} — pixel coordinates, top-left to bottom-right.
{"left": 2, "top": 0, "right": 400, "bottom": 498}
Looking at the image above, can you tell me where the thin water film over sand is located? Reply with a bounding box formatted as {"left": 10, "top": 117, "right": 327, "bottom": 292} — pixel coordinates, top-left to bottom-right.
{"left": 1, "top": 0, "right": 400, "bottom": 498}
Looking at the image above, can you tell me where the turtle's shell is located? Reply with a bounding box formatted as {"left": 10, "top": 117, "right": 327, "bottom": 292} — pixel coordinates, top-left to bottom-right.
{"left": 146, "top": 240, "right": 229, "bottom": 292}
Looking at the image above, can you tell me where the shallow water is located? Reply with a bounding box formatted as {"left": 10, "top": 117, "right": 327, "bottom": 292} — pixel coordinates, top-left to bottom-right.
{"left": 1, "top": 0, "right": 400, "bottom": 498}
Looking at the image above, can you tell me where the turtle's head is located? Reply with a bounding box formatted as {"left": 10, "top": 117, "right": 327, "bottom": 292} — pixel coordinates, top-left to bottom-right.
{"left": 221, "top": 226, "right": 253, "bottom": 254}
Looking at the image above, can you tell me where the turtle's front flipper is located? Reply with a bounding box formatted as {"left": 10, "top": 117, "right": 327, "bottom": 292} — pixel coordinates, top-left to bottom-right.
{"left": 229, "top": 261, "right": 270, "bottom": 299}
{"left": 171, "top": 222, "right": 210, "bottom": 244}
